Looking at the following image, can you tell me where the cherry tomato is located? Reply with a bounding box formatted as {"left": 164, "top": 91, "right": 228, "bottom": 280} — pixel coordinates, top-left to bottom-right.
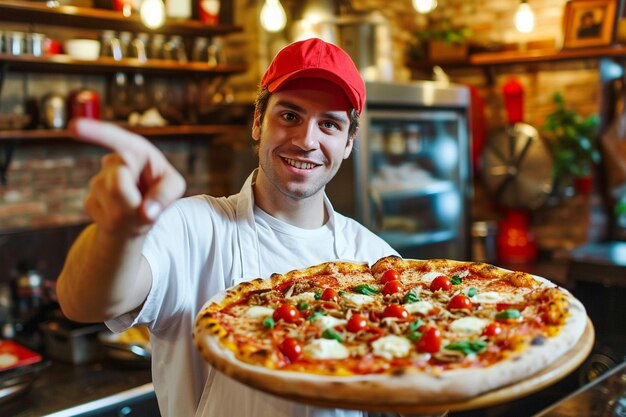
{"left": 382, "top": 304, "right": 409, "bottom": 319}
{"left": 430, "top": 276, "right": 452, "bottom": 292}
{"left": 416, "top": 327, "right": 442, "bottom": 353}
{"left": 321, "top": 288, "right": 339, "bottom": 303}
{"left": 346, "top": 313, "right": 368, "bottom": 332}
{"left": 482, "top": 322, "right": 503, "bottom": 338}
{"left": 273, "top": 304, "right": 300, "bottom": 323}
{"left": 448, "top": 294, "right": 473, "bottom": 311}
{"left": 380, "top": 269, "right": 401, "bottom": 284}
{"left": 382, "top": 280, "right": 403, "bottom": 295}
{"left": 279, "top": 337, "right": 302, "bottom": 363}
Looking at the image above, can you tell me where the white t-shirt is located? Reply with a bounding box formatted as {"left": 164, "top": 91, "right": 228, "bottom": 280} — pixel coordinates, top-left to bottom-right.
{"left": 107, "top": 171, "right": 399, "bottom": 417}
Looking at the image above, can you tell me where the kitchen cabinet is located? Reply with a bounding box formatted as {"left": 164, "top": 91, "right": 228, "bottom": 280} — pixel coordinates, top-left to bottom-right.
{"left": 0, "top": 0, "right": 248, "bottom": 142}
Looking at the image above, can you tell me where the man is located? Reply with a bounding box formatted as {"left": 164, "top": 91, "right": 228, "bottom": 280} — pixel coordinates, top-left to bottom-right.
{"left": 56, "top": 38, "right": 398, "bottom": 417}
{"left": 577, "top": 10, "right": 601, "bottom": 38}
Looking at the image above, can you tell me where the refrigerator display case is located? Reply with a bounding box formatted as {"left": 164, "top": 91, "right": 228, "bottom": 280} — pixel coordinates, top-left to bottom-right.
{"left": 328, "top": 81, "right": 472, "bottom": 260}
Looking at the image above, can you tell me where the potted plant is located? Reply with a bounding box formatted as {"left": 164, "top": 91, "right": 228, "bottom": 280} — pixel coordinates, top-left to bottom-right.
{"left": 541, "top": 92, "right": 600, "bottom": 194}
{"left": 410, "top": 19, "right": 473, "bottom": 62}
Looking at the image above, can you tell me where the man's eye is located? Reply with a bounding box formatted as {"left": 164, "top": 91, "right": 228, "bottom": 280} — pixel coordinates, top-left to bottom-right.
{"left": 322, "top": 121, "right": 339, "bottom": 130}
{"left": 282, "top": 113, "right": 298, "bottom": 122}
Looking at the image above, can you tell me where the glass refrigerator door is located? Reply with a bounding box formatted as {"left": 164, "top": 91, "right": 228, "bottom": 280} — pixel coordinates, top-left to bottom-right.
{"left": 358, "top": 109, "right": 470, "bottom": 260}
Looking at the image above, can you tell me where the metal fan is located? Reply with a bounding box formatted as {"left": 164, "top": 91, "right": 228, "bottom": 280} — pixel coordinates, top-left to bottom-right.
{"left": 480, "top": 122, "right": 554, "bottom": 210}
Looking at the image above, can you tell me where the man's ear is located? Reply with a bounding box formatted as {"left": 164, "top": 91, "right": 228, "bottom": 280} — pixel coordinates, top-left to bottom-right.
{"left": 252, "top": 109, "right": 261, "bottom": 141}
{"left": 343, "top": 131, "right": 356, "bottom": 159}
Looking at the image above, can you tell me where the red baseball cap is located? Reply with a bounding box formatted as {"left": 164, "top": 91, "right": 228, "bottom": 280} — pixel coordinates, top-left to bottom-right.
{"left": 260, "top": 38, "right": 365, "bottom": 114}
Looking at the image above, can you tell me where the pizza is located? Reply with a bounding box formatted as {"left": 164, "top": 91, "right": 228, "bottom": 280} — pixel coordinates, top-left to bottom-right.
{"left": 193, "top": 256, "right": 589, "bottom": 410}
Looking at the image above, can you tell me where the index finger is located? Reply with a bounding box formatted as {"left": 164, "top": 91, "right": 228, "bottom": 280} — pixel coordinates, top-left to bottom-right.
{"left": 69, "top": 118, "right": 160, "bottom": 175}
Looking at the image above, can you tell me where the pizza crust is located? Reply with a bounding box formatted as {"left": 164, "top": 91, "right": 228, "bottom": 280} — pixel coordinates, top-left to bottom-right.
{"left": 193, "top": 262, "right": 589, "bottom": 409}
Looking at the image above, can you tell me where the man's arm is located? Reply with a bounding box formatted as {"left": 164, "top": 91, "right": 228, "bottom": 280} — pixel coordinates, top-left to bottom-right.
{"left": 56, "top": 119, "right": 186, "bottom": 323}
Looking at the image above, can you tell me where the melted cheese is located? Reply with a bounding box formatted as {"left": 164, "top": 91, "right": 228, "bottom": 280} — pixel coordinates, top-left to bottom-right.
{"left": 371, "top": 335, "right": 411, "bottom": 360}
{"left": 290, "top": 292, "right": 317, "bottom": 303}
{"left": 471, "top": 291, "right": 523, "bottom": 304}
{"left": 404, "top": 301, "right": 433, "bottom": 315}
{"left": 312, "top": 315, "right": 346, "bottom": 330}
{"left": 303, "top": 339, "right": 349, "bottom": 360}
{"left": 421, "top": 271, "right": 444, "bottom": 284}
{"left": 243, "top": 306, "right": 274, "bottom": 319}
{"left": 341, "top": 293, "right": 375, "bottom": 306}
{"left": 449, "top": 317, "right": 489, "bottom": 335}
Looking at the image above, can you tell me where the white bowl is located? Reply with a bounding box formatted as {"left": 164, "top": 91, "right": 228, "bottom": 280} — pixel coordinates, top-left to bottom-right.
{"left": 64, "top": 39, "right": 101, "bottom": 61}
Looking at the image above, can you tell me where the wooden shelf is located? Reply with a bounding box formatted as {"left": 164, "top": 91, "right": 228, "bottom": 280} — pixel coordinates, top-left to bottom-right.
{"left": 0, "top": 0, "right": 241, "bottom": 36}
{"left": 0, "top": 124, "right": 246, "bottom": 141}
{"left": 470, "top": 44, "right": 626, "bottom": 66}
{"left": 0, "top": 53, "right": 246, "bottom": 76}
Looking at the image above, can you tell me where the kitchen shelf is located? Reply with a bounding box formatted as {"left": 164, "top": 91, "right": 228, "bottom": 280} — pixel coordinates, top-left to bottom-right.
{"left": 470, "top": 44, "right": 626, "bottom": 66}
{"left": 0, "top": 53, "right": 246, "bottom": 76}
{"left": 0, "top": 124, "right": 246, "bottom": 141}
{"left": 372, "top": 180, "right": 455, "bottom": 200}
{"left": 408, "top": 44, "right": 626, "bottom": 72}
{"left": 0, "top": 0, "right": 241, "bottom": 36}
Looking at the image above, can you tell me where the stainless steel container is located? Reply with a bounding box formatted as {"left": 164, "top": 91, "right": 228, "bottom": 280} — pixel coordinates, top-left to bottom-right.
{"left": 41, "top": 93, "right": 67, "bottom": 129}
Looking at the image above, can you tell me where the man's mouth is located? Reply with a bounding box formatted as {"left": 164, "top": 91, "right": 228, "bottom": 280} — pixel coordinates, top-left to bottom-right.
{"left": 283, "top": 157, "right": 318, "bottom": 170}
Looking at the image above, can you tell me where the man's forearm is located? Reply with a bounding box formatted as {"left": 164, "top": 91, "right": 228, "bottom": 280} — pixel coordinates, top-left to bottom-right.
{"left": 56, "top": 223, "right": 152, "bottom": 323}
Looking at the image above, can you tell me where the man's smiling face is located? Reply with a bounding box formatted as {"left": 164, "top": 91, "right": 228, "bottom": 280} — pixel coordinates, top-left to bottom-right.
{"left": 252, "top": 78, "right": 355, "bottom": 202}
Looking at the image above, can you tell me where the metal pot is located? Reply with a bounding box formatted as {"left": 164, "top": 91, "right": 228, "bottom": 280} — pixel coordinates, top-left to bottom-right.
{"left": 41, "top": 93, "right": 67, "bottom": 129}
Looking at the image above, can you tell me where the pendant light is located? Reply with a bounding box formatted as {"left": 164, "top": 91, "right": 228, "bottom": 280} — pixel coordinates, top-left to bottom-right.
{"left": 515, "top": 0, "right": 535, "bottom": 33}
{"left": 260, "top": 0, "right": 287, "bottom": 33}
{"left": 140, "top": 0, "right": 166, "bottom": 29}
{"left": 412, "top": 0, "right": 437, "bottom": 14}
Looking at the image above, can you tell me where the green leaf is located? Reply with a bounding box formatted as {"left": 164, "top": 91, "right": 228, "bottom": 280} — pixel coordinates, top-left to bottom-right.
{"left": 445, "top": 340, "right": 487, "bottom": 355}
{"left": 496, "top": 309, "right": 521, "bottom": 320}
{"left": 406, "top": 331, "right": 422, "bottom": 341}
{"left": 352, "top": 284, "right": 378, "bottom": 296}
{"left": 467, "top": 287, "right": 477, "bottom": 298}
{"left": 307, "top": 310, "right": 326, "bottom": 321}
{"left": 403, "top": 290, "right": 420, "bottom": 304}
{"left": 263, "top": 317, "right": 275, "bottom": 329}
{"left": 409, "top": 318, "right": 424, "bottom": 331}
{"left": 451, "top": 275, "right": 462, "bottom": 285}
{"left": 297, "top": 301, "right": 309, "bottom": 310}
{"left": 322, "top": 328, "right": 343, "bottom": 342}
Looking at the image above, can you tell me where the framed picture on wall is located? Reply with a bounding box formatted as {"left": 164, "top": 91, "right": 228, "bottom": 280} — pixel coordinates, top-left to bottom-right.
{"left": 562, "top": 0, "right": 622, "bottom": 49}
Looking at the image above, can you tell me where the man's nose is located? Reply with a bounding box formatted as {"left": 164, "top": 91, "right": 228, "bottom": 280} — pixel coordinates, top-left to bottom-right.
{"left": 292, "top": 120, "right": 319, "bottom": 151}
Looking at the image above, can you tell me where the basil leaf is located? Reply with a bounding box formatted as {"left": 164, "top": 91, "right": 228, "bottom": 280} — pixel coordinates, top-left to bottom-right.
{"left": 307, "top": 310, "right": 326, "bottom": 321}
{"left": 297, "top": 301, "right": 309, "bottom": 310}
{"left": 409, "top": 318, "right": 423, "bottom": 331}
{"left": 262, "top": 317, "right": 275, "bottom": 329}
{"left": 322, "top": 328, "right": 343, "bottom": 343}
{"left": 451, "top": 275, "right": 462, "bottom": 285}
{"left": 406, "top": 331, "right": 422, "bottom": 341}
{"left": 403, "top": 290, "right": 420, "bottom": 304}
{"left": 496, "top": 309, "right": 522, "bottom": 320}
{"left": 445, "top": 340, "right": 487, "bottom": 355}
{"left": 314, "top": 291, "right": 322, "bottom": 300}
{"left": 467, "top": 287, "right": 477, "bottom": 298}
{"left": 352, "top": 284, "right": 378, "bottom": 296}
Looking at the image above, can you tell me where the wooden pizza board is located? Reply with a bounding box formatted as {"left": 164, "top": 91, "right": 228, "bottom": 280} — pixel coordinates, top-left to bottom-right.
{"left": 277, "top": 318, "right": 595, "bottom": 415}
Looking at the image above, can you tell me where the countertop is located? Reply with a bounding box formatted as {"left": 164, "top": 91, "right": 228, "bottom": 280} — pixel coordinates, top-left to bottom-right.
{"left": 3, "top": 358, "right": 153, "bottom": 416}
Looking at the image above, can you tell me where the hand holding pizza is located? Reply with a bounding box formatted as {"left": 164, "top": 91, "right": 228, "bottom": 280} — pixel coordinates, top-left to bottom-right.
{"left": 70, "top": 118, "right": 186, "bottom": 237}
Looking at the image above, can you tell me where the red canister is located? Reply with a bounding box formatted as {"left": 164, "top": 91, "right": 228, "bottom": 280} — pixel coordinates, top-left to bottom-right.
{"left": 502, "top": 78, "right": 524, "bottom": 124}
{"left": 67, "top": 89, "right": 101, "bottom": 120}
{"left": 199, "top": 0, "right": 220, "bottom": 25}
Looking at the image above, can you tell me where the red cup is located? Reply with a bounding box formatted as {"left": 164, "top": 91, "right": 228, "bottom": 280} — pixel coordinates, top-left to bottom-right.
{"left": 44, "top": 38, "right": 62, "bottom": 55}
{"left": 67, "top": 89, "right": 101, "bottom": 120}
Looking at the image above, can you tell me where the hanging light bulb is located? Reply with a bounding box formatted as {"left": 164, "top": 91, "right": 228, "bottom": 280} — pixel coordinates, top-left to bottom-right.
{"left": 260, "top": 0, "right": 287, "bottom": 33}
{"left": 140, "top": 0, "right": 165, "bottom": 29}
{"left": 412, "top": 0, "right": 437, "bottom": 14}
{"left": 515, "top": 0, "right": 535, "bottom": 33}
